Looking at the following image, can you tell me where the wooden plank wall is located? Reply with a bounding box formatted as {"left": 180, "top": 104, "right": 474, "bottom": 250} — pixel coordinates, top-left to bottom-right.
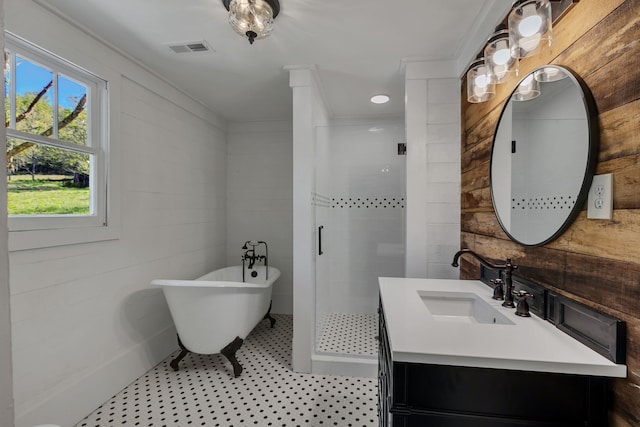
{"left": 460, "top": 0, "right": 640, "bottom": 425}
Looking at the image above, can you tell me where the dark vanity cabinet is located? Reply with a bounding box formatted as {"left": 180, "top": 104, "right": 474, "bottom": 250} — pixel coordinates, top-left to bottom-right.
{"left": 378, "top": 303, "right": 609, "bottom": 427}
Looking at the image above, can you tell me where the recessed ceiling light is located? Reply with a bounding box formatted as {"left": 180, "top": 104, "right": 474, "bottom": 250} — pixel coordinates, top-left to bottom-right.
{"left": 370, "top": 94, "right": 390, "bottom": 104}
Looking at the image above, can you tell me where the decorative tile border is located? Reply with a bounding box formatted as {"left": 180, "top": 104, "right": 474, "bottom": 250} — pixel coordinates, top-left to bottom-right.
{"left": 512, "top": 194, "right": 575, "bottom": 210}
{"left": 332, "top": 196, "right": 405, "bottom": 209}
{"left": 313, "top": 193, "right": 406, "bottom": 209}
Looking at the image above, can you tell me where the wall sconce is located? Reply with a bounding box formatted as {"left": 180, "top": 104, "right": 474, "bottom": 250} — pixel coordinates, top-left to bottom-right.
{"left": 513, "top": 74, "right": 541, "bottom": 101}
{"left": 465, "top": 0, "right": 576, "bottom": 104}
{"left": 222, "top": 0, "right": 280, "bottom": 45}
{"left": 509, "top": 0, "right": 552, "bottom": 58}
{"left": 484, "top": 24, "right": 517, "bottom": 84}
{"left": 467, "top": 56, "right": 496, "bottom": 103}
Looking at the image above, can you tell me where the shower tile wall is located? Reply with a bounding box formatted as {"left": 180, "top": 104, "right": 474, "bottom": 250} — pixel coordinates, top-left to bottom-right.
{"left": 315, "top": 120, "right": 405, "bottom": 335}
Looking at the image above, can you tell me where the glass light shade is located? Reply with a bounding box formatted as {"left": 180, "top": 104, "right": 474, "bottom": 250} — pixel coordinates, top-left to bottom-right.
{"left": 467, "top": 59, "right": 496, "bottom": 103}
{"left": 513, "top": 74, "right": 541, "bottom": 101}
{"left": 484, "top": 30, "right": 517, "bottom": 84}
{"left": 534, "top": 66, "right": 568, "bottom": 82}
{"left": 227, "top": 0, "right": 276, "bottom": 44}
{"left": 509, "top": 0, "right": 552, "bottom": 58}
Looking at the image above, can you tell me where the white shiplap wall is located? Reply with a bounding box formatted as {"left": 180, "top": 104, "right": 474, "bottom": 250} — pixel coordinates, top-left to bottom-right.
{"left": 405, "top": 61, "right": 461, "bottom": 279}
{"left": 226, "top": 121, "right": 294, "bottom": 314}
{"left": 6, "top": 1, "right": 228, "bottom": 426}
{"left": 0, "top": 2, "right": 15, "bottom": 426}
{"left": 425, "top": 78, "right": 462, "bottom": 278}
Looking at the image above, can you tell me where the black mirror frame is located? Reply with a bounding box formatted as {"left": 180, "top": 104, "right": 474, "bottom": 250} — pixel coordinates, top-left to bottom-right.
{"left": 489, "top": 65, "right": 600, "bottom": 247}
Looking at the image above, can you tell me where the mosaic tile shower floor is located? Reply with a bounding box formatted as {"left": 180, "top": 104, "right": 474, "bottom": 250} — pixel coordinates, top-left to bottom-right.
{"left": 316, "top": 313, "right": 378, "bottom": 357}
{"left": 76, "top": 315, "right": 378, "bottom": 427}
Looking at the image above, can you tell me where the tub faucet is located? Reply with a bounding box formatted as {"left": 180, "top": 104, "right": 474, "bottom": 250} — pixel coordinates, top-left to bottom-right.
{"left": 451, "top": 249, "right": 518, "bottom": 308}
{"left": 243, "top": 248, "right": 258, "bottom": 269}
{"left": 241, "top": 241, "right": 269, "bottom": 280}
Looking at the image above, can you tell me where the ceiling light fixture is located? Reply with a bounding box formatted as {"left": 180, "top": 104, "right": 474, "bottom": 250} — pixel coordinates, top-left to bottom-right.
{"left": 222, "top": 0, "right": 280, "bottom": 45}
{"left": 370, "top": 95, "right": 390, "bottom": 104}
{"left": 509, "top": 0, "right": 552, "bottom": 58}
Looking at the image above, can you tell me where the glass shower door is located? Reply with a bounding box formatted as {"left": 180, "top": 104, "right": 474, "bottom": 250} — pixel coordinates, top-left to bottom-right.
{"left": 314, "top": 120, "right": 406, "bottom": 358}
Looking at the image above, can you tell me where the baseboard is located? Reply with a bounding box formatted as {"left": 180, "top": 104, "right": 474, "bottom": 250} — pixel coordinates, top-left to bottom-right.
{"left": 312, "top": 354, "right": 377, "bottom": 378}
{"left": 15, "top": 325, "right": 177, "bottom": 427}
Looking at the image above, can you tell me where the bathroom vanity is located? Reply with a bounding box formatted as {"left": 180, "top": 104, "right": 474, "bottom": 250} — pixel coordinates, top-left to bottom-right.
{"left": 378, "top": 278, "right": 626, "bottom": 427}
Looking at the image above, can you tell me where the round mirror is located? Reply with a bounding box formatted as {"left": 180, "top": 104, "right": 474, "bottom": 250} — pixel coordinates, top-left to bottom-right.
{"left": 490, "top": 65, "right": 598, "bottom": 246}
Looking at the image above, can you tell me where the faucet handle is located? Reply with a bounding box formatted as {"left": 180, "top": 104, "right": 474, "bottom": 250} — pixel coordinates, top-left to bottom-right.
{"left": 490, "top": 279, "right": 505, "bottom": 301}
{"left": 512, "top": 290, "right": 534, "bottom": 317}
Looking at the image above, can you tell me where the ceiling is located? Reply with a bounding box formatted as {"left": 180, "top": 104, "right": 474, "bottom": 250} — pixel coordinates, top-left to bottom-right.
{"left": 36, "top": 0, "right": 510, "bottom": 123}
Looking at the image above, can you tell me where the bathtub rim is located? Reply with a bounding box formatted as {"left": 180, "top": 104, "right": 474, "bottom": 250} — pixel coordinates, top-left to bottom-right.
{"left": 151, "top": 279, "right": 270, "bottom": 289}
{"left": 151, "top": 266, "right": 281, "bottom": 289}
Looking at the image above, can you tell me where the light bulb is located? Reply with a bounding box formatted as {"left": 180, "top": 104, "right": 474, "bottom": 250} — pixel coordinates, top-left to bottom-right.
{"left": 474, "top": 74, "right": 489, "bottom": 88}
{"left": 518, "top": 4, "right": 542, "bottom": 37}
{"left": 492, "top": 40, "right": 511, "bottom": 65}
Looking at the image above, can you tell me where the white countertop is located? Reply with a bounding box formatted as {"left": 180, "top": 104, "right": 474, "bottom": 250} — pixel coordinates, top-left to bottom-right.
{"left": 379, "top": 277, "right": 627, "bottom": 378}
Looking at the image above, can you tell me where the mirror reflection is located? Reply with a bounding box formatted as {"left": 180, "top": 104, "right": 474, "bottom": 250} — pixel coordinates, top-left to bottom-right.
{"left": 490, "top": 65, "right": 597, "bottom": 246}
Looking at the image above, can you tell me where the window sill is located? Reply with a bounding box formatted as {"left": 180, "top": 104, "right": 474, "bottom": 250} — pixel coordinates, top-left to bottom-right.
{"left": 8, "top": 223, "right": 119, "bottom": 251}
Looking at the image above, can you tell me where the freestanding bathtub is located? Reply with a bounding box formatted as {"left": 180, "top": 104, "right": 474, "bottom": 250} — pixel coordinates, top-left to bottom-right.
{"left": 152, "top": 265, "right": 280, "bottom": 377}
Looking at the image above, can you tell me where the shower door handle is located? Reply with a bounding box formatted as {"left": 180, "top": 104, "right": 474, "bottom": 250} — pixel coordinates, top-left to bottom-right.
{"left": 318, "top": 225, "right": 324, "bottom": 256}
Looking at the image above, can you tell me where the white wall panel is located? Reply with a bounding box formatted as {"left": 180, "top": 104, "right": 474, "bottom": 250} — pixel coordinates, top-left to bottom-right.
{"left": 5, "top": 2, "right": 228, "bottom": 426}
{"left": 404, "top": 79, "right": 429, "bottom": 278}
{"left": 226, "top": 121, "right": 293, "bottom": 314}
{"left": 406, "top": 65, "right": 461, "bottom": 280}
{"left": 0, "top": 3, "right": 14, "bottom": 425}
{"left": 426, "top": 77, "right": 461, "bottom": 279}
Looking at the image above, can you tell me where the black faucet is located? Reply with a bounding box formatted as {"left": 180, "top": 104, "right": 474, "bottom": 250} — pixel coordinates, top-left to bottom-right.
{"left": 243, "top": 248, "right": 258, "bottom": 269}
{"left": 451, "top": 249, "right": 518, "bottom": 308}
{"left": 241, "top": 241, "right": 269, "bottom": 281}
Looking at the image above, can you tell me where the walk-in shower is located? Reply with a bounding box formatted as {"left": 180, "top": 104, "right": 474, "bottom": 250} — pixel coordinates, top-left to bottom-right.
{"left": 313, "top": 120, "right": 406, "bottom": 370}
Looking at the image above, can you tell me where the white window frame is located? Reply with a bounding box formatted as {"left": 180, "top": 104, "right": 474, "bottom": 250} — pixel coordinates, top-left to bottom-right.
{"left": 5, "top": 32, "right": 118, "bottom": 251}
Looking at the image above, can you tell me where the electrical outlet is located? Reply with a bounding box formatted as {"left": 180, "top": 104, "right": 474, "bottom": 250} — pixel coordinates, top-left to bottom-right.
{"left": 587, "top": 174, "right": 613, "bottom": 220}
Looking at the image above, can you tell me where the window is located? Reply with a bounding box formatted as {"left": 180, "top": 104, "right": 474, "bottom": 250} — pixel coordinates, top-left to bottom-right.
{"left": 5, "top": 33, "right": 111, "bottom": 245}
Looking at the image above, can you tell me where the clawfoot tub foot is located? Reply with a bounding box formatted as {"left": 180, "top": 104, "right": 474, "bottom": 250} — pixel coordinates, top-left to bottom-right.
{"left": 263, "top": 301, "right": 276, "bottom": 328}
{"left": 221, "top": 336, "right": 244, "bottom": 377}
{"left": 170, "top": 335, "right": 190, "bottom": 371}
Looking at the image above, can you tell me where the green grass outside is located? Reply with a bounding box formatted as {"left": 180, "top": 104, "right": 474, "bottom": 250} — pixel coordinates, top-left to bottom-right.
{"left": 7, "top": 175, "right": 90, "bottom": 215}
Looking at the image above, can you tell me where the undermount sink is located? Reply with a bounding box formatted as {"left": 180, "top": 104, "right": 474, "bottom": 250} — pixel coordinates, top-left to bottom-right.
{"left": 418, "top": 290, "right": 514, "bottom": 325}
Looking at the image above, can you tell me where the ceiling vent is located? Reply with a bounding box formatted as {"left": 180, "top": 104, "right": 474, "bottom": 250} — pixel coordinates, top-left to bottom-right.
{"left": 167, "top": 41, "right": 212, "bottom": 54}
